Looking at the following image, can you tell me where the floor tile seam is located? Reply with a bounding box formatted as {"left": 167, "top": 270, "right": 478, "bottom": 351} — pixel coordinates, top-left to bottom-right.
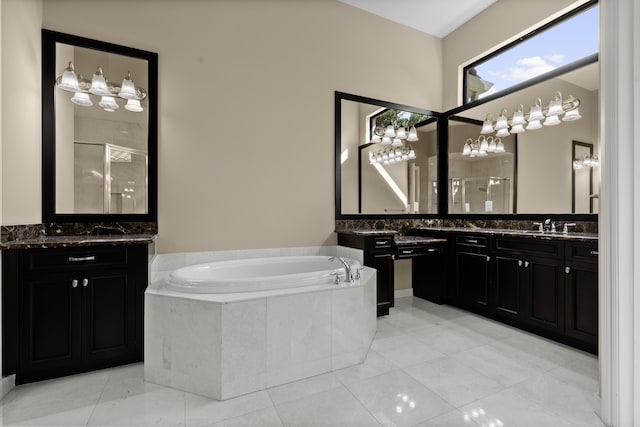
{"left": 337, "top": 377, "right": 385, "bottom": 427}
{"left": 399, "top": 366, "right": 467, "bottom": 410}
{"left": 84, "top": 370, "right": 112, "bottom": 427}
{"left": 266, "top": 374, "right": 345, "bottom": 407}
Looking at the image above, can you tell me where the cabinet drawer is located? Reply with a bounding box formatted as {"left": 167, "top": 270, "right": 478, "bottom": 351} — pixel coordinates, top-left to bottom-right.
{"left": 456, "top": 235, "right": 487, "bottom": 247}
{"left": 566, "top": 242, "right": 598, "bottom": 263}
{"left": 371, "top": 237, "right": 394, "bottom": 250}
{"left": 396, "top": 245, "right": 442, "bottom": 259}
{"left": 28, "top": 247, "right": 128, "bottom": 270}
{"left": 495, "top": 238, "right": 563, "bottom": 258}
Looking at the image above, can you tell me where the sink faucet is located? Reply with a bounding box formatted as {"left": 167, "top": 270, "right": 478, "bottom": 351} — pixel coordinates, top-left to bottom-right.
{"left": 563, "top": 223, "right": 577, "bottom": 233}
{"left": 329, "top": 256, "right": 353, "bottom": 283}
{"left": 544, "top": 218, "right": 556, "bottom": 232}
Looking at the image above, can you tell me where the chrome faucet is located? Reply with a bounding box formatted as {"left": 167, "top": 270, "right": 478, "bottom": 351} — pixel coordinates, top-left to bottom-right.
{"left": 563, "top": 223, "right": 577, "bottom": 233}
{"left": 544, "top": 218, "right": 556, "bottom": 232}
{"left": 329, "top": 256, "right": 353, "bottom": 283}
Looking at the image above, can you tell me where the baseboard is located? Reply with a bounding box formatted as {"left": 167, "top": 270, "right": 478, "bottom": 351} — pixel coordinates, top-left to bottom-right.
{"left": 394, "top": 288, "right": 413, "bottom": 298}
{"left": 0, "top": 374, "right": 15, "bottom": 401}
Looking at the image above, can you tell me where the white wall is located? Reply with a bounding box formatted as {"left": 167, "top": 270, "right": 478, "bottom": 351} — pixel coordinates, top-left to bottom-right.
{"left": 1, "top": 0, "right": 42, "bottom": 225}
{"left": 42, "top": 0, "right": 443, "bottom": 253}
{"left": 442, "top": 0, "right": 583, "bottom": 110}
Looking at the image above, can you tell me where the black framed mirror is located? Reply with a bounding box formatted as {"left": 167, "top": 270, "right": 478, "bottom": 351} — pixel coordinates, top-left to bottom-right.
{"left": 335, "top": 92, "right": 442, "bottom": 219}
{"left": 42, "top": 29, "right": 158, "bottom": 223}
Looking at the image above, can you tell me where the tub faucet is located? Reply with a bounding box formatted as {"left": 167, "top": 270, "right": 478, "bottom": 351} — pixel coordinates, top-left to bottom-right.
{"left": 329, "top": 256, "right": 353, "bottom": 283}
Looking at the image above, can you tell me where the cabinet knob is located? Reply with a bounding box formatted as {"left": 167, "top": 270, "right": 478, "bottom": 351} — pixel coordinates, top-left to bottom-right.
{"left": 565, "top": 266, "right": 571, "bottom": 274}
{"left": 524, "top": 261, "right": 529, "bottom": 268}
{"left": 518, "top": 260, "right": 523, "bottom": 267}
{"left": 71, "top": 279, "right": 78, "bottom": 288}
{"left": 82, "top": 278, "right": 89, "bottom": 287}
{"left": 486, "top": 256, "right": 491, "bottom": 262}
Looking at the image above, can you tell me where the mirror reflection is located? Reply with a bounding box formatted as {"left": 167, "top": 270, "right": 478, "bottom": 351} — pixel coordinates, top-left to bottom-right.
{"left": 340, "top": 98, "right": 438, "bottom": 215}
{"left": 54, "top": 42, "right": 149, "bottom": 214}
{"left": 449, "top": 62, "right": 600, "bottom": 214}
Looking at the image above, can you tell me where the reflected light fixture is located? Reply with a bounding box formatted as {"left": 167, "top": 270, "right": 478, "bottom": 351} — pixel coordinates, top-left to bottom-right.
{"left": 55, "top": 61, "right": 147, "bottom": 112}
{"left": 479, "top": 91, "right": 581, "bottom": 136}
{"left": 462, "top": 136, "right": 505, "bottom": 157}
{"left": 573, "top": 153, "right": 599, "bottom": 169}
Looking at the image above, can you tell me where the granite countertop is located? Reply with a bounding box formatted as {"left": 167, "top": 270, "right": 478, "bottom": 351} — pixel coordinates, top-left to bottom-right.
{"left": 1, "top": 234, "right": 157, "bottom": 250}
{"left": 412, "top": 226, "right": 598, "bottom": 241}
{"left": 394, "top": 235, "right": 448, "bottom": 246}
{"left": 337, "top": 229, "right": 399, "bottom": 236}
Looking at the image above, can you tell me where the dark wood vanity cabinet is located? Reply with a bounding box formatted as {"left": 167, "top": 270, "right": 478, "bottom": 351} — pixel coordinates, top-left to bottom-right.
{"left": 337, "top": 233, "right": 395, "bottom": 316}
{"left": 454, "top": 236, "right": 491, "bottom": 311}
{"left": 564, "top": 241, "right": 599, "bottom": 347}
{"left": 3, "top": 244, "right": 148, "bottom": 384}
{"left": 396, "top": 243, "right": 446, "bottom": 305}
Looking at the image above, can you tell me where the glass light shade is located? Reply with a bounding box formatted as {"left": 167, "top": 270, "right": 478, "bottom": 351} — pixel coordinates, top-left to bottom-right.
{"left": 402, "top": 153, "right": 409, "bottom": 160}
{"left": 543, "top": 114, "right": 561, "bottom": 126}
{"left": 58, "top": 62, "right": 81, "bottom": 92}
{"left": 526, "top": 119, "right": 542, "bottom": 130}
{"left": 125, "top": 99, "right": 143, "bottom": 112}
{"left": 480, "top": 115, "right": 495, "bottom": 134}
{"left": 479, "top": 136, "right": 489, "bottom": 152}
{"left": 370, "top": 155, "right": 377, "bottom": 164}
{"left": 383, "top": 125, "right": 396, "bottom": 138}
{"left": 496, "top": 128, "right": 510, "bottom": 137}
{"left": 119, "top": 74, "right": 139, "bottom": 99}
{"left": 89, "top": 67, "right": 111, "bottom": 96}
{"left": 510, "top": 124, "right": 526, "bottom": 133}
{"left": 70, "top": 92, "right": 93, "bottom": 106}
{"left": 382, "top": 152, "right": 389, "bottom": 161}
{"left": 546, "top": 95, "right": 564, "bottom": 116}
{"left": 391, "top": 138, "right": 403, "bottom": 147}
{"left": 510, "top": 105, "right": 526, "bottom": 126}
{"left": 381, "top": 136, "right": 392, "bottom": 145}
{"left": 377, "top": 154, "right": 383, "bottom": 163}
{"left": 408, "top": 149, "right": 416, "bottom": 159}
{"left": 573, "top": 160, "right": 584, "bottom": 169}
{"left": 370, "top": 134, "right": 382, "bottom": 143}
{"left": 496, "top": 139, "right": 505, "bottom": 153}
{"left": 471, "top": 147, "right": 479, "bottom": 156}
{"left": 389, "top": 157, "right": 396, "bottom": 164}
{"left": 528, "top": 102, "right": 544, "bottom": 122}
{"left": 98, "top": 96, "right": 119, "bottom": 110}
{"left": 477, "top": 150, "right": 488, "bottom": 157}
{"left": 407, "top": 126, "right": 419, "bottom": 141}
{"left": 487, "top": 137, "right": 497, "bottom": 153}
{"left": 395, "top": 148, "right": 402, "bottom": 158}
{"left": 395, "top": 127, "right": 407, "bottom": 139}
{"left": 562, "top": 108, "right": 582, "bottom": 121}
{"left": 495, "top": 110, "right": 509, "bottom": 130}
{"left": 383, "top": 160, "right": 390, "bottom": 165}
{"left": 462, "top": 142, "right": 472, "bottom": 156}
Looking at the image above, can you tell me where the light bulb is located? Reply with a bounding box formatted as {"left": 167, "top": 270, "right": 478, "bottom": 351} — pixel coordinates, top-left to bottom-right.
{"left": 89, "top": 67, "right": 111, "bottom": 96}
{"left": 395, "top": 126, "right": 407, "bottom": 139}
{"left": 99, "top": 96, "right": 119, "bottom": 110}
{"left": 407, "top": 126, "right": 419, "bottom": 141}
{"left": 57, "top": 62, "right": 81, "bottom": 92}
{"left": 480, "top": 114, "right": 494, "bottom": 134}
{"left": 383, "top": 125, "right": 396, "bottom": 138}
{"left": 118, "top": 72, "right": 139, "bottom": 99}
{"left": 70, "top": 92, "right": 93, "bottom": 106}
{"left": 526, "top": 120, "right": 542, "bottom": 130}
{"left": 543, "top": 115, "right": 561, "bottom": 126}
{"left": 563, "top": 108, "right": 582, "bottom": 121}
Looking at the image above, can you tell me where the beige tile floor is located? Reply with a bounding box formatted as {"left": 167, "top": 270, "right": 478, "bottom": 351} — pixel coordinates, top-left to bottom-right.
{"left": 0, "top": 296, "right": 604, "bottom": 426}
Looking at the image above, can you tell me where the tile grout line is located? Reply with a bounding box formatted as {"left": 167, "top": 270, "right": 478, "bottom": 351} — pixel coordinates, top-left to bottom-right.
{"left": 84, "top": 370, "right": 111, "bottom": 427}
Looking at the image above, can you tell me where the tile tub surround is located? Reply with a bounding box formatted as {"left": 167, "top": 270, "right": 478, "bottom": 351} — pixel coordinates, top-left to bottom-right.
{"left": 145, "top": 246, "right": 375, "bottom": 400}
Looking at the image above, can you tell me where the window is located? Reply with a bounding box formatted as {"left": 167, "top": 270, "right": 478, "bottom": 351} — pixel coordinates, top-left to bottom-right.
{"left": 464, "top": 1, "right": 598, "bottom": 104}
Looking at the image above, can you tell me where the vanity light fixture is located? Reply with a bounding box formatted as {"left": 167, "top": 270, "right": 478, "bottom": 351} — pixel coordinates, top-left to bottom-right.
{"left": 479, "top": 92, "right": 581, "bottom": 137}
{"left": 55, "top": 61, "right": 147, "bottom": 112}
{"left": 369, "top": 146, "right": 416, "bottom": 165}
{"left": 462, "top": 136, "right": 505, "bottom": 158}
{"left": 573, "top": 153, "right": 599, "bottom": 169}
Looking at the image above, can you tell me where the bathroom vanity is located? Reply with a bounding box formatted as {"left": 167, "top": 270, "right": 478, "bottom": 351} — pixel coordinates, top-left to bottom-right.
{"left": 411, "top": 227, "right": 598, "bottom": 354}
{"left": 2, "top": 235, "right": 155, "bottom": 384}
{"left": 337, "top": 231, "right": 447, "bottom": 315}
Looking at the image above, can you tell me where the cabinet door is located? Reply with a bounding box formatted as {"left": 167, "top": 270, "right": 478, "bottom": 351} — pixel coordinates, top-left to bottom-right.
{"left": 412, "top": 250, "right": 445, "bottom": 304}
{"left": 81, "top": 269, "right": 137, "bottom": 367}
{"left": 19, "top": 274, "right": 82, "bottom": 381}
{"left": 565, "top": 262, "right": 598, "bottom": 347}
{"left": 366, "top": 253, "right": 394, "bottom": 316}
{"left": 494, "top": 254, "right": 524, "bottom": 320}
{"left": 522, "top": 256, "right": 564, "bottom": 335}
{"left": 456, "top": 251, "right": 490, "bottom": 310}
